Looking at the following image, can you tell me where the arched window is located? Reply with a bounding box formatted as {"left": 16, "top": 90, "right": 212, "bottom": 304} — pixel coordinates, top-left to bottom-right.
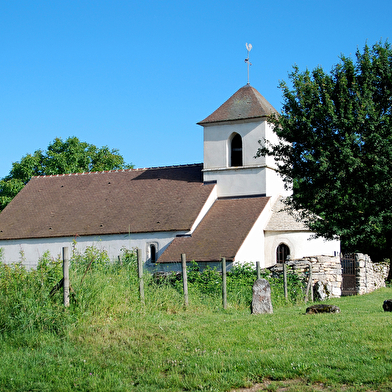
{"left": 276, "top": 243, "right": 290, "bottom": 263}
{"left": 150, "top": 244, "right": 157, "bottom": 263}
{"left": 230, "top": 133, "right": 243, "bottom": 167}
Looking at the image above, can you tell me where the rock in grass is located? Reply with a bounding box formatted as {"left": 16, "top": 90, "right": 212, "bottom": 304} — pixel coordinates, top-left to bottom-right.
{"left": 306, "top": 304, "right": 341, "bottom": 314}
{"left": 383, "top": 299, "right": 392, "bottom": 312}
{"left": 251, "top": 279, "right": 273, "bottom": 314}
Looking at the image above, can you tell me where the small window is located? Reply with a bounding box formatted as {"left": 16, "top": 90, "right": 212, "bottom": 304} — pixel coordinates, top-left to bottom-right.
{"left": 150, "top": 244, "right": 157, "bottom": 263}
{"left": 276, "top": 243, "right": 290, "bottom": 263}
{"left": 230, "top": 133, "right": 243, "bottom": 167}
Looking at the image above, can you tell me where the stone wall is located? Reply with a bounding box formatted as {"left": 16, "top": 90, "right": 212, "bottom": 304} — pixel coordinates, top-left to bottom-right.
{"left": 267, "top": 255, "right": 342, "bottom": 299}
{"left": 355, "top": 253, "right": 389, "bottom": 295}
{"left": 266, "top": 254, "right": 389, "bottom": 300}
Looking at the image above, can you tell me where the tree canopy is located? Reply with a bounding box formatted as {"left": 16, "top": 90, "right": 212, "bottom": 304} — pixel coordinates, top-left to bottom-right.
{"left": 257, "top": 41, "right": 392, "bottom": 262}
{"left": 0, "top": 137, "right": 133, "bottom": 211}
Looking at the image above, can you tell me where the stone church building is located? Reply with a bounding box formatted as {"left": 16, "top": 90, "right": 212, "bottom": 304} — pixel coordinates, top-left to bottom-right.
{"left": 0, "top": 84, "right": 340, "bottom": 270}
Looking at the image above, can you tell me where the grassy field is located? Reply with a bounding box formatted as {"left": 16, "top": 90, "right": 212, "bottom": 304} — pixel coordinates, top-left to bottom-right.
{"left": 0, "top": 249, "right": 391, "bottom": 391}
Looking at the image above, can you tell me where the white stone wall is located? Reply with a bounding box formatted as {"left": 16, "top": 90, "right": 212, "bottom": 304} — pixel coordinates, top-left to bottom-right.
{"left": 268, "top": 256, "right": 342, "bottom": 298}
{"left": 0, "top": 231, "right": 181, "bottom": 271}
{"left": 355, "top": 253, "right": 389, "bottom": 295}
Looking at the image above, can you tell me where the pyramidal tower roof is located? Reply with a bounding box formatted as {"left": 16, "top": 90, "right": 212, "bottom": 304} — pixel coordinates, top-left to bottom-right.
{"left": 198, "top": 84, "right": 278, "bottom": 125}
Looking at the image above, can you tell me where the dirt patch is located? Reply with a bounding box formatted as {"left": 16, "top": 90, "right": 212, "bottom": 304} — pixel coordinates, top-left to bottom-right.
{"left": 231, "top": 379, "right": 380, "bottom": 391}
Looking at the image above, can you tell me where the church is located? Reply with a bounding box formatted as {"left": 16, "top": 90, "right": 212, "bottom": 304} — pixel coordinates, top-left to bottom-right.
{"left": 0, "top": 84, "right": 340, "bottom": 270}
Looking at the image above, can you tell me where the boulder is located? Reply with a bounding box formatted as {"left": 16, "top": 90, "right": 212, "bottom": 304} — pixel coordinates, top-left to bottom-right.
{"left": 306, "top": 304, "right": 341, "bottom": 314}
{"left": 251, "top": 279, "right": 273, "bottom": 314}
{"left": 383, "top": 299, "right": 392, "bottom": 312}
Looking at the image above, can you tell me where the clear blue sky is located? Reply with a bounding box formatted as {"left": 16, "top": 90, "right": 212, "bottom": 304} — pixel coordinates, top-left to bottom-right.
{"left": 0, "top": 0, "right": 390, "bottom": 178}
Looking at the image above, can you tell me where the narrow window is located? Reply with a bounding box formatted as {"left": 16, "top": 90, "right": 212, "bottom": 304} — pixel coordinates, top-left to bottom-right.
{"left": 150, "top": 244, "right": 157, "bottom": 263}
{"left": 230, "top": 133, "right": 243, "bottom": 167}
{"left": 276, "top": 243, "right": 290, "bottom": 263}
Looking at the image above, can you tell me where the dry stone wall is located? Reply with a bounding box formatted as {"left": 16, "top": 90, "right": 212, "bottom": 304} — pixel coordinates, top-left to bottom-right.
{"left": 268, "top": 255, "right": 342, "bottom": 299}
{"left": 355, "top": 253, "right": 389, "bottom": 295}
{"left": 266, "top": 254, "right": 389, "bottom": 299}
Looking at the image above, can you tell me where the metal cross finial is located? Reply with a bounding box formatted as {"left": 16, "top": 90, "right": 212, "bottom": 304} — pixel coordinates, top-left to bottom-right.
{"left": 245, "top": 43, "right": 252, "bottom": 85}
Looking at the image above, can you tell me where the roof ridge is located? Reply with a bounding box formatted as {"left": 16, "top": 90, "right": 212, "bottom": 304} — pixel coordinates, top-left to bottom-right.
{"left": 31, "top": 163, "right": 203, "bottom": 179}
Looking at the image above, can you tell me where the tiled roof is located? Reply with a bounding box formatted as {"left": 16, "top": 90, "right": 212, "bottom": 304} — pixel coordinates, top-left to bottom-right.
{"left": 265, "top": 197, "right": 308, "bottom": 231}
{"left": 198, "top": 84, "right": 278, "bottom": 125}
{"left": 158, "top": 196, "right": 270, "bottom": 263}
{"left": 0, "top": 164, "right": 215, "bottom": 240}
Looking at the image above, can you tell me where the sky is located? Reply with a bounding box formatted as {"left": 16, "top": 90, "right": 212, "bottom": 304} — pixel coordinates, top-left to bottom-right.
{"left": 0, "top": 0, "right": 391, "bottom": 179}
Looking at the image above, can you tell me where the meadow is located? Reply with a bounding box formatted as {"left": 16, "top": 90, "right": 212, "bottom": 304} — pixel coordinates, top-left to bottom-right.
{"left": 0, "top": 247, "right": 391, "bottom": 392}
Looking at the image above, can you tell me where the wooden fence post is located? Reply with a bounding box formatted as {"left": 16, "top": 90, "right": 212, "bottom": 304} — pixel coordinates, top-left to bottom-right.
{"left": 256, "top": 261, "right": 260, "bottom": 280}
{"left": 137, "top": 248, "right": 145, "bottom": 304}
{"left": 310, "top": 264, "right": 313, "bottom": 302}
{"left": 181, "top": 254, "right": 188, "bottom": 308}
{"left": 305, "top": 264, "right": 313, "bottom": 303}
{"left": 222, "top": 257, "right": 227, "bottom": 310}
{"left": 62, "top": 247, "right": 70, "bottom": 307}
{"left": 283, "top": 263, "right": 288, "bottom": 300}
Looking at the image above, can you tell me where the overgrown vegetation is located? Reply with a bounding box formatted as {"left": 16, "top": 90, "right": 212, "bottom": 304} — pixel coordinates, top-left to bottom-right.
{"left": 0, "top": 248, "right": 391, "bottom": 391}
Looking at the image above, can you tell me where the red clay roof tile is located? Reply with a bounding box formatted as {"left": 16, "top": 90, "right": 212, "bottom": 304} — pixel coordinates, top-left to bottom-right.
{"left": 158, "top": 196, "right": 270, "bottom": 263}
{"left": 198, "top": 84, "right": 277, "bottom": 125}
{"left": 0, "top": 164, "right": 215, "bottom": 240}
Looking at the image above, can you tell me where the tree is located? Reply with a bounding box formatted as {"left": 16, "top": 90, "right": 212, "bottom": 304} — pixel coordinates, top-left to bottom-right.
{"left": 0, "top": 137, "right": 133, "bottom": 211}
{"left": 257, "top": 41, "right": 392, "bottom": 267}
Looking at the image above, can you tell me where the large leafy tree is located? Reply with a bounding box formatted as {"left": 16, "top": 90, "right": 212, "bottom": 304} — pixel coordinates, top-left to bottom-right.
{"left": 257, "top": 42, "right": 392, "bottom": 266}
{"left": 0, "top": 137, "right": 133, "bottom": 210}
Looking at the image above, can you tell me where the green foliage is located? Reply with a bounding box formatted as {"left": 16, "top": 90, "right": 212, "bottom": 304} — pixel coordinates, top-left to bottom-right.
{"left": 0, "top": 257, "right": 71, "bottom": 336}
{"left": 1, "top": 247, "right": 392, "bottom": 390}
{"left": 257, "top": 41, "right": 392, "bottom": 261}
{"left": 1, "top": 269, "right": 392, "bottom": 391}
{"left": 0, "top": 136, "right": 133, "bottom": 211}
{"left": 167, "top": 261, "right": 306, "bottom": 308}
{"left": 71, "top": 245, "right": 111, "bottom": 273}
{"left": 0, "top": 247, "right": 307, "bottom": 341}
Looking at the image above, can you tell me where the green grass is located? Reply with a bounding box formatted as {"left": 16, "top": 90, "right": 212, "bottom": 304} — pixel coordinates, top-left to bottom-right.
{"left": 0, "top": 250, "right": 391, "bottom": 391}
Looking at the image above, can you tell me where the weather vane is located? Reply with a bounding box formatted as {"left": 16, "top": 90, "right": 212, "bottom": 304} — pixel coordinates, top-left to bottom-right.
{"left": 245, "top": 43, "right": 252, "bottom": 85}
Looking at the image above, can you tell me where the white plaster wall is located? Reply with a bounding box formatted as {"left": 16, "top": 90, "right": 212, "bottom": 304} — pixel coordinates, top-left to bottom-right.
{"left": 0, "top": 231, "right": 182, "bottom": 270}
{"left": 234, "top": 196, "right": 277, "bottom": 267}
{"left": 203, "top": 166, "right": 287, "bottom": 198}
{"left": 264, "top": 231, "right": 340, "bottom": 267}
{"left": 265, "top": 168, "right": 291, "bottom": 197}
{"left": 202, "top": 119, "right": 286, "bottom": 198}
{"left": 203, "top": 120, "right": 268, "bottom": 169}
{"left": 203, "top": 167, "right": 267, "bottom": 197}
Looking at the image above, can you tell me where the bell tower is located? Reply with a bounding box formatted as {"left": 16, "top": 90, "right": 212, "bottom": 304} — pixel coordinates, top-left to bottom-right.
{"left": 198, "top": 84, "right": 289, "bottom": 198}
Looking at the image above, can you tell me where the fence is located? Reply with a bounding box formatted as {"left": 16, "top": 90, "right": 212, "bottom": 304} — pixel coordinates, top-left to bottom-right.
{"left": 53, "top": 248, "right": 316, "bottom": 308}
{"left": 52, "top": 249, "right": 390, "bottom": 308}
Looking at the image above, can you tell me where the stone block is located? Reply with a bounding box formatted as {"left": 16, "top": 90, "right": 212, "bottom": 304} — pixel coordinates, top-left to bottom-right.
{"left": 251, "top": 279, "right": 273, "bottom": 314}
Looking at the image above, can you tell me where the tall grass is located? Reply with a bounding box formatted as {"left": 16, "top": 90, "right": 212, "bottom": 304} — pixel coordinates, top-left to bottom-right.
{"left": 0, "top": 248, "right": 308, "bottom": 338}
{"left": 1, "top": 248, "right": 391, "bottom": 391}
